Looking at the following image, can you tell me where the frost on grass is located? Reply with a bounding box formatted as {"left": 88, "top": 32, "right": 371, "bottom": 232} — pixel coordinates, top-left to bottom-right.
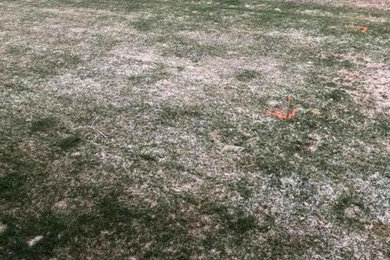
{"left": 336, "top": 55, "right": 390, "bottom": 116}
{"left": 1, "top": 0, "right": 390, "bottom": 259}
{"left": 0, "top": 222, "right": 6, "bottom": 234}
{"left": 353, "top": 0, "right": 390, "bottom": 10}
{"left": 274, "top": 0, "right": 390, "bottom": 9}
{"left": 27, "top": 236, "right": 43, "bottom": 247}
{"left": 178, "top": 29, "right": 255, "bottom": 47}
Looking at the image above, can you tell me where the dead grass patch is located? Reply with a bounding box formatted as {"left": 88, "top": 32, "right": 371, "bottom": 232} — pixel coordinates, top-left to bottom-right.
{"left": 179, "top": 30, "right": 255, "bottom": 47}
{"left": 337, "top": 55, "right": 390, "bottom": 116}
{"left": 333, "top": 54, "right": 390, "bottom": 115}
{"left": 353, "top": 0, "right": 390, "bottom": 10}
{"left": 275, "top": 0, "right": 390, "bottom": 10}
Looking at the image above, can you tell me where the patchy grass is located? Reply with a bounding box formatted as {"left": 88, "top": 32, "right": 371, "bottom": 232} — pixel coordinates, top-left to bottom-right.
{"left": 31, "top": 116, "right": 58, "bottom": 132}
{"left": 235, "top": 69, "right": 260, "bottom": 82}
{"left": 1, "top": 0, "right": 389, "bottom": 258}
{"left": 57, "top": 135, "right": 82, "bottom": 151}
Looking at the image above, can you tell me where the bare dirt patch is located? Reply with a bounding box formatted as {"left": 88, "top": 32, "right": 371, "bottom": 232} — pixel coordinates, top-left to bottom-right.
{"left": 178, "top": 30, "right": 255, "bottom": 47}
{"left": 275, "top": 0, "right": 390, "bottom": 10}
{"left": 273, "top": 0, "right": 348, "bottom": 7}
{"left": 336, "top": 55, "right": 390, "bottom": 116}
{"left": 353, "top": 0, "right": 390, "bottom": 10}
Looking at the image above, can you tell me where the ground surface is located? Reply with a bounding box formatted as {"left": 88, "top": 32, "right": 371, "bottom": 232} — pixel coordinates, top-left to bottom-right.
{"left": 0, "top": 0, "right": 389, "bottom": 259}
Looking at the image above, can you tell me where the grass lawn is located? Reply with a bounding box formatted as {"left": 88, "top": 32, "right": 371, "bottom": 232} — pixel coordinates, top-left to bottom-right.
{"left": 1, "top": 0, "right": 389, "bottom": 258}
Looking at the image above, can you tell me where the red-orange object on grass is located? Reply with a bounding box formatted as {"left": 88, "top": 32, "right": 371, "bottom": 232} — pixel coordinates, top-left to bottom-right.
{"left": 266, "top": 108, "right": 298, "bottom": 120}
{"left": 348, "top": 25, "right": 368, "bottom": 34}
{"left": 266, "top": 95, "right": 298, "bottom": 120}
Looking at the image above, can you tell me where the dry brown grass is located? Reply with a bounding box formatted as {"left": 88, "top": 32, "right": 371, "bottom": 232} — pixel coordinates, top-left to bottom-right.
{"left": 335, "top": 54, "right": 390, "bottom": 116}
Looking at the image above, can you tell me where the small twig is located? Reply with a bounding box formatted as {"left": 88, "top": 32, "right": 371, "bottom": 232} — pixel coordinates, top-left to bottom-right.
{"left": 90, "top": 116, "right": 99, "bottom": 128}
{"left": 88, "top": 126, "right": 107, "bottom": 138}
{"left": 88, "top": 116, "right": 107, "bottom": 138}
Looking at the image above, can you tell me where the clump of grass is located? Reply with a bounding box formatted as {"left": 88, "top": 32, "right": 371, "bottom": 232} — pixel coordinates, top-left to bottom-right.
{"left": 205, "top": 203, "right": 259, "bottom": 234}
{"left": 325, "top": 89, "right": 349, "bottom": 102}
{"left": 2, "top": 82, "right": 28, "bottom": 92}
{"left": 0, "top": 211, "right": 73, "bottom": 259}
{"left": 31, "top": 117, "right": 57, "bottom": 132}
{"left": 332, "top": 192, "right": 367, "bottom": 227}
{"left": 160, "top": 35, "right": 227, "bottom": 62}
{"left": 235, "top": 69, "right": 259, "bottom": 82}
{"left": 227, "top": 212, "right": 258, "bottom": 234}
{"left": 217, "top": 0, "right": 241, "bottom": 6}
{"left": 231, "top": 178, "right": 253, "bottom": 199}
{"left": 57, "top": 135, "right": 82, "bottom": 151}
{"left": 0, "top": 174, "right": 26, "bottom": 200}
{"left": 128, "top": 68, "right": 170, "bottom": 85}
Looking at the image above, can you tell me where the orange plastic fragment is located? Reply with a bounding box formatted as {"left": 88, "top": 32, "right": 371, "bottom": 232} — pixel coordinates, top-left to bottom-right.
{"left": 348, "top": 25, "right": 368, "bottom": 34}
{"left": 266, "top": 108, "right": 298, "bottom": 120}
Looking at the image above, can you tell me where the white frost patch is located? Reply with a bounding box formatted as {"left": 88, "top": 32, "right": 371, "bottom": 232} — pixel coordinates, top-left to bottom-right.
{"left": 54, "top": 200, "right": 68, "bottom": 211}
{"left": 344, "top": 205, "right": 362, "bottom": 219}
{"left": 351, "top": 173, "right": 390, "bottom": 223}
{"left": 280, "top": 177, "right": 298, "bottom": 187}
{"left": 299, "top": 9, "right": 333, "bottom": 17}
{"left": 180, "top": 56, "right": 283, "bottom": 86}
{"left": 331, "top": 230, "right": 386, "bottom": 259}
{"left": 109, "top": 44, "right": 287, "bottom": 87}
{"left": 151, "top": 79, "right": 204, "bottom": 105}
{"left": 109, "top": 46, "right": 161, "bottom": 64}
{"left": 336, "top": 55, "right": 390, "bottom": 115}
{"left": 28, "top": 235, "right": 43, "bottom": 247}
{"left": 179, "top": 30, "right": 254, "bottom": 47}
{"left": 265, "top": 28, "right": 327, "bottom": 46}
{"left": 353, "top": 0, "right": 390, "bottom": 10}
{"left": 172, "top": 182, "right": 198, "bottom": 193}
{"left": 0, "top": 223, "right": 6, "bottom": 234}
